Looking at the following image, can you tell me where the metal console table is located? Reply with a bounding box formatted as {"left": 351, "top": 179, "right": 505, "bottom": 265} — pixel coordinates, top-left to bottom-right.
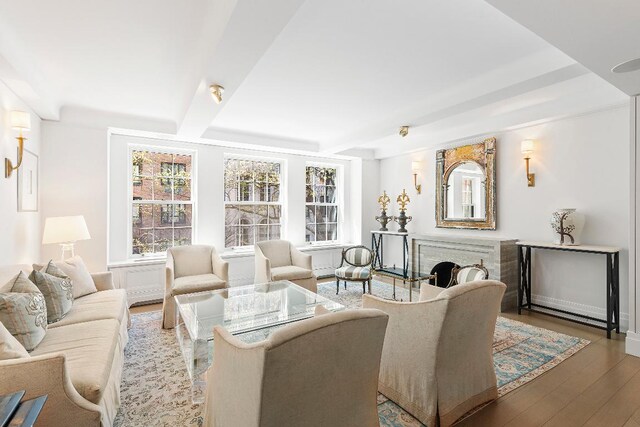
{"left": 371, "top": 230, "right": 409, "bottom": 276}
{"left": 517, "top": 241, "right": 620, "bottom": 339}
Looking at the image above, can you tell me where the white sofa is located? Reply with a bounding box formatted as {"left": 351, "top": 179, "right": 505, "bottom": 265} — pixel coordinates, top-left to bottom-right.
{"left": 0, "top": 264, "right": 129, "bottom": 427}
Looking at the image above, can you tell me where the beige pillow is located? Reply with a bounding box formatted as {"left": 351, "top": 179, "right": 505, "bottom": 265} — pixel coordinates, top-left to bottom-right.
{"left": 34, "top": 256, "right": 97, "bottom": 299}
{"left": 0, "top": 272, "right": 47, "bottom": 351}
{"left": 0, "top": 321, "right": 29, "bottom": 360}
{"left": 30, "top": 267, "right": 74, "bottom": 324}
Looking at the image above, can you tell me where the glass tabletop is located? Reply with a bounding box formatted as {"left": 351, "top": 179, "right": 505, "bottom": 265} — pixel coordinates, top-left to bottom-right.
{"left": 175, "top": 280, "right": 345, "bottom": 342}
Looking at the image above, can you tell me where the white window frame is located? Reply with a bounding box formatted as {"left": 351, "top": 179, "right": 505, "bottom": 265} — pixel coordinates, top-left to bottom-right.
{"left": 223, "top": 154, "right": 287, "bottom": 249}
{"left": 127, "top": 144, "right": 197, "bottom": 258}
{"left": 305, "top": 162, "right": 342, "bottom": 245}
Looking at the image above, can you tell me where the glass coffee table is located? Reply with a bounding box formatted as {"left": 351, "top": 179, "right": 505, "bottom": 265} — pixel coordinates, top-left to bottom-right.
{"left": 174, "top": 280, "right": 344, "bottom": 402}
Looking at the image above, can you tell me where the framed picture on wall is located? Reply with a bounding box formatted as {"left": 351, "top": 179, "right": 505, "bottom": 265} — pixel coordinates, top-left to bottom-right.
{"left": 17, "top": 149, "right": 38, "bottom": 212}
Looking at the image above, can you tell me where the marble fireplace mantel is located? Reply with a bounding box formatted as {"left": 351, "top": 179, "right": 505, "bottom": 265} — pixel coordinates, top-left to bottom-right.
{"left": 410, "top": 234, "right": 518, "bottom": 310}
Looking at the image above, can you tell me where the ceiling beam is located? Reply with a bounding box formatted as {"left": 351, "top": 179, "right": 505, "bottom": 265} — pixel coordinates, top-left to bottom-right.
{"left": 176, "top": 0, "right": 306, "bottom": 138}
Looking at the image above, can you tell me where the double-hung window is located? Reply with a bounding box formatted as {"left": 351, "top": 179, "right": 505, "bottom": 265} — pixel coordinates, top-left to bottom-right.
{"left": 130, "top": 148, "right": 194, "bottom": 255}
{"left": 224, "top": 157, "right": 282, "bottom": 248}
{"left": 305, "top": 165, "right": 339, "bottom": 242}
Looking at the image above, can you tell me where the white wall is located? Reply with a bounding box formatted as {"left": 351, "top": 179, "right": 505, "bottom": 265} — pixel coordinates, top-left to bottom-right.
{"left": 0, "top": 80, "right": 41, "bottom": 265}
{"left": 377, "top": 106, "right": 631, "bottom": 327}
{"left": 108, "top": 133, "right": 360, "bottom": 264}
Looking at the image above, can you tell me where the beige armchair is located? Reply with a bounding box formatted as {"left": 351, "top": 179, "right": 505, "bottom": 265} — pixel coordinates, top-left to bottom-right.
{"left": 363, "top": 280, "right": 506, "bottom": 427}
{"left": 254, "top": 240, "right": 317, "bottom": 293}
{"left": 203, "top": 308, "right": 389, "bottom": 427}
{"left": 162, "top": 245, "right": 229, "bottom": 329}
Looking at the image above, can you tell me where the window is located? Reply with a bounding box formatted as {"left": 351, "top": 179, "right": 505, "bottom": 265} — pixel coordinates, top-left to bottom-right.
{"left": 130, "top": 149, "right": 193, "bottom": 255}
{"left": 305, "top": 165, "right": 338, "bottom": 242}
{"left": 224, "top": 158, "right": 282, "bottom": 248}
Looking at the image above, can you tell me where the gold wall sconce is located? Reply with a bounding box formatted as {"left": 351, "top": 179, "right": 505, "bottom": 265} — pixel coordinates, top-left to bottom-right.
{"left": 399, "top": 126, "right": 409, "bottom": 137}
{"left": 5, "top": 111, "right": 31, "bottom": 178}
{"left": 521, "top": 139, "right": 535, "bottom": 187}
{"left": 411, "top": 161, "right": 422, "bottom": 194}
{"left": 209, "top": 84, "right": 225, "bottom": 104}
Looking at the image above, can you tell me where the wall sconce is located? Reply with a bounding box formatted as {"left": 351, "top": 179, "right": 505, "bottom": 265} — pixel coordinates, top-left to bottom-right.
{"left": 5, "top": 111, "right": 31, "bottom": 178}
{"left": 521, "top": 139, "right": 535, "bottom": 187}
{"left": 411, "top": 161, "right": 422, "bottom": 194}
{"left": 209, "top": 84, "right": 225, "bottom": 104}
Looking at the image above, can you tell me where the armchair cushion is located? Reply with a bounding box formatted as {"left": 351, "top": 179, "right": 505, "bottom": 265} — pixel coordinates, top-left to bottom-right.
{"left": 48, "top": 289, "right": 129, "bottom": 329}
{"left": 256, "top": 240, "right": 292, "bottom": 268}
{"left": 336, "top": 265, "right": 371, "bottom": 280}
{"left": 174, "top": 274, "right": 226, "bottom": 294}
{"left": 30, "top": 318, "right": 121, "bottom": 405}
{"left": 270, "top": 266, "right": 313, "bottom": 281}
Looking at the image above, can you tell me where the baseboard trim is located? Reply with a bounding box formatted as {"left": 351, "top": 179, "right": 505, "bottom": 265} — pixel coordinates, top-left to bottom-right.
{"left": 626, "top": 331, "right": 640, "bottom": 357}
{"left": 531, "top": 293, "right": 628, "bottom": 330}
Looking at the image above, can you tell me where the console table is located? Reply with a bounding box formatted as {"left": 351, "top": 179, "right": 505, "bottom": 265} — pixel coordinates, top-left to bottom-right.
{"left": 517, "top": 241, "right": 620, "bottom": 338}
{"left": 371, "top": 230, "right": 409, "bottom": 277}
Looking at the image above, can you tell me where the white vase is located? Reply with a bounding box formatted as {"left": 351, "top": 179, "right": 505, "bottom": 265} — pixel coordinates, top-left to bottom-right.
{"left": 550, "top": 208, "right": 585, "bottom": 245}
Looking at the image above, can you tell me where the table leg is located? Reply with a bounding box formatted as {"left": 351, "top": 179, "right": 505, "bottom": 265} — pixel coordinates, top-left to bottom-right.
{"left": 615, "top": 252, "right": 620, "bottom": 333}
{"left": 526, "top": 247, "right": 532, "bottom": 309}
{"left": 606, "top": 253, "right": 613, "bottom": 339}
{"left": 517, "top": 246, "right": 523, "bottom": 314}
{"left": 393, "top": 277, "right": 396, "bottom": 300}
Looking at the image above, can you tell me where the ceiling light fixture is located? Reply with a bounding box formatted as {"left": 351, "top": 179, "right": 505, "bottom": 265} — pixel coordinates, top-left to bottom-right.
{"left": 399, "top": 126, "right": 409, "bottom": 137}
{"left": 209, "top": 84, "right": 225, "bottom": 104}
{"left": 612, "top": 58, "right": 640, "bottom": 73}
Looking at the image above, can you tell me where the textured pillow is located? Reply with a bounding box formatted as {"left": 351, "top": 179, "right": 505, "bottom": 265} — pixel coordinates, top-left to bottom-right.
{"left": 0, "top": 272, "right": 47, "bottom": 351}
{"left": 0, "top": 321, "right": 29, "bottom": 360}
{"left": 33, "top": 256, "right": 97, "bottom": 299}
{"left": 29, "top": 268, "right": 74, "bottom": 324}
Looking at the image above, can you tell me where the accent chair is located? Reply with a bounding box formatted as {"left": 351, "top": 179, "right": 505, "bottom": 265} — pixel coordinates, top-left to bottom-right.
{"left": 162, "top": 245, "right": 229, "bottom": 329}
{"left": 335, "top": 245, "right": 374, "bottom": 294}
{"left": 362, "top": 280, "right": 506, "bottom": 427}
{"left": 451, "top": 260, "right": 489, "bottom": 286}
{"left": 203, "top": 307, "right": 389, "bottom": 427}
{"left": 254, "top": 240, "right": 317, "bottom": 293}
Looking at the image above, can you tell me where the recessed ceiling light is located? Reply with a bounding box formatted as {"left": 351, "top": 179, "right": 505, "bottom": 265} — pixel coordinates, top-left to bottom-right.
{"left": 612, "top": 58, "right": 640, "bottom": 73}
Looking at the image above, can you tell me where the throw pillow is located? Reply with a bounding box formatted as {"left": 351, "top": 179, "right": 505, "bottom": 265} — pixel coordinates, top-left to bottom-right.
{"left": 33, "top": 256, "right": 97, "bottom": 299}
{"left": 0, "top": 272, "right": 47, "bottom": 351}
{"left": 29, "top": 269, "right": 74, "bottom": 324}
{"left": 0, "top": 321, "right": 29, "bottom": 360}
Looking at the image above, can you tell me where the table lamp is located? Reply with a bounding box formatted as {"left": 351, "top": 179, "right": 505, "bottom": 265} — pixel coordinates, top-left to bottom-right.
{"left": 42, "top": 216, "right": 91, "bottom": 260}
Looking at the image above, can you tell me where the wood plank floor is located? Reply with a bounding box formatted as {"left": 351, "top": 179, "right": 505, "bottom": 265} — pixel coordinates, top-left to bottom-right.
{"left": 130, "top": 279, "right": 636, "bottom": 427}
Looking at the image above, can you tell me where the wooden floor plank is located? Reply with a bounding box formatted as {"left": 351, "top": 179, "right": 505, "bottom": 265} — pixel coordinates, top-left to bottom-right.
{"left": 584, "top": 367, "right": 640, "bottom": 426}
{"left": 543, "top": 355, "right": 640, "bottom": 427}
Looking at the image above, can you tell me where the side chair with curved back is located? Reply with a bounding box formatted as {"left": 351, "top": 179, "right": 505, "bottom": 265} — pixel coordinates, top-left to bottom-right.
{"left": 335, "top": 245, "right": 374, "bottom": 294}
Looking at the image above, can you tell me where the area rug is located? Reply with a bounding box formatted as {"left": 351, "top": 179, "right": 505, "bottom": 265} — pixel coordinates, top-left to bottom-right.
{"left": 114, "top": 280, "right": 589, "bottom": 427}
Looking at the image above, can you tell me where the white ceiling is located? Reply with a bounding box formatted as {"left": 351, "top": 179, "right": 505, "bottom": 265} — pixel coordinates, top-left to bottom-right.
{"left": 0, "top": 0, "right": 630, "bottom": 158}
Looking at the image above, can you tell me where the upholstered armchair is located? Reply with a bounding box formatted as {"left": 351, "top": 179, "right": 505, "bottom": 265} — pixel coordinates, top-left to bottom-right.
{"left": 162, "top": 245, "right": 229, "bottom": 329}
{"left": 362, "top": 280, "right": 506, "bottom": 427}
{"left": 254, "top": 240, "right": 317, "bottom": 293}
{"left": 335, "top": 245, "right": 374, "bottom": 294}
{"left": 203, "top": 308, "right": 389, "bottom": 427}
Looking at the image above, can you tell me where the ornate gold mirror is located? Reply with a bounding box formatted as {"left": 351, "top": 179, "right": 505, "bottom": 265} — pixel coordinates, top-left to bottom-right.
{"left": 436, "top": 137, "right": 496, "bottom": 229}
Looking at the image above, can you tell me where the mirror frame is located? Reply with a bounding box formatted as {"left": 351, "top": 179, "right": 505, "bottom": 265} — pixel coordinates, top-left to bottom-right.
{"left": 435, "top": 137, "right": 496, "bottom": 230}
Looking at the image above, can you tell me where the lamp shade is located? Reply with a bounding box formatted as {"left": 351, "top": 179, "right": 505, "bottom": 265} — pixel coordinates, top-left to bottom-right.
{"left": 42, "top": 216, "right": 91, "bottom": 245}
{"left": 411, "top": 161, "right": 422, "bottom": 172}
{"left": 10, "top": 111, "right": 31, "bottom": 131}
{"left": 521, "top": 139, "right": 535, "bottom": 156}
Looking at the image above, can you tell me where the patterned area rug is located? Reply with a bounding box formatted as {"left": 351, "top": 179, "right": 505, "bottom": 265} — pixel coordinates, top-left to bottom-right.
{"left": 114, "top": 280, "right": 589, "bottom": 427}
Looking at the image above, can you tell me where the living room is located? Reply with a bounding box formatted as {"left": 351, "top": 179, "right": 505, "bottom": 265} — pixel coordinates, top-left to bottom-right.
{"left": 1, "top": 1, "right": 640, "bottom": 426}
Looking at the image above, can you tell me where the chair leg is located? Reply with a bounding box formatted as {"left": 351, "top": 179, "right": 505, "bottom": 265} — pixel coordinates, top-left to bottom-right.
{"left": 344, "top": 281, "right": 347, "bottom": 290}
{"left": 362, "top": 282, "right": 365, "bottom": 294}
{"left": 368, "top": 279, "right": 372, "bottom": 294}
{"left": 336, "top": 278, "right": 339, "bottom": 295}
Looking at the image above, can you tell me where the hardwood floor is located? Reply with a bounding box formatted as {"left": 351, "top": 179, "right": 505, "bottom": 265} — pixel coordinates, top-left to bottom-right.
{"left": 128, "top": 280, "right": 636, "bottom": 426}
{"left": 459, "top": 310, "right": 633, "bottom": 427}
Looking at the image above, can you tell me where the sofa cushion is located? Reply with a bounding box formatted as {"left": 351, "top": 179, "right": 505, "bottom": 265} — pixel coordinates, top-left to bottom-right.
{"left": 48, "top": 289, "right": 129, "bottom": 329}
{"left": 0, "top": 321, "right": 29, "bottom": 360}
{"left": 0, "top": 272, "right": 48, "bottom": 351}
{"left": 29, "top": 269, "right": 74, "bottom": 324}
{"left": 30, "top": 319, "right": 121, "bottom": 405}
{"left": 173, "top": 274, "right": 226, "bottom": 295}
{"left": 271, "top": 266, "right": 313, "bottom": 281}
{"left": 33, "top": 257, "right": 97, "bottom": 299}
